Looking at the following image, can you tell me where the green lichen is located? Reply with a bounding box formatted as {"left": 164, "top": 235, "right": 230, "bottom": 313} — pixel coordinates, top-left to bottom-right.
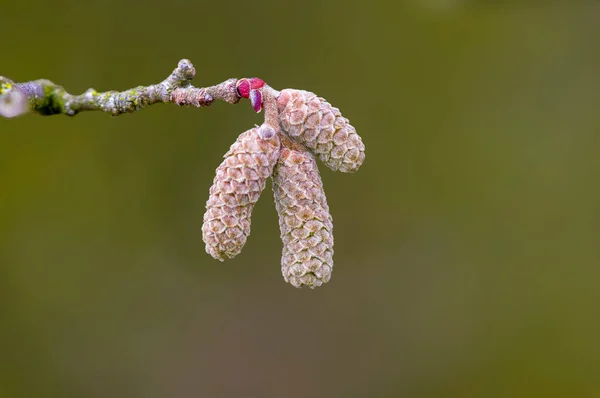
{"left": 0, "top": 81, "right": 12, "bottom": 94}
{"left": 34, "top": 81, "right": 67, "bottom": 116}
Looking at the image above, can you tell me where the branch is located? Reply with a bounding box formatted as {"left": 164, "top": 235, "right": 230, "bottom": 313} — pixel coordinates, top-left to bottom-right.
{"left": 0, "top": 57, "right": 366, "bottom": 288}
{"left": 0, "top": 59, "right": 240, "bottom": 118}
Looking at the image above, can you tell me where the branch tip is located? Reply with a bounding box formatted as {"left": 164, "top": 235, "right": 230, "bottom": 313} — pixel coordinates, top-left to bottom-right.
{"left": 176, "top": 59, "right": 195, "bottom": 80}
{"left": 0, "top": 77, "right": 29, "bottom": 118}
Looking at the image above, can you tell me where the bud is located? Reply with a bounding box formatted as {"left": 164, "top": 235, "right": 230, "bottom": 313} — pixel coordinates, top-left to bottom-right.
{"left": 236, "top": 78, "right": 266, "bottom": 113}
{"left": 272, "top": 137, "right": 334, "bottom": 288}
{"left": 277, "top": 89, "right": 365, "bottom": 173}
{"left": 202, "top": 125, "right": 280, "bottom": 260}
{"left": 250, "top": 89, "right": 262, "bottom": 113}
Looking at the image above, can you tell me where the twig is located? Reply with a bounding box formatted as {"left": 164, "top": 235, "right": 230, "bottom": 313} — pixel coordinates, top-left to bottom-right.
{"left": 0, "top": 59, "right": 240, "bottom": 118}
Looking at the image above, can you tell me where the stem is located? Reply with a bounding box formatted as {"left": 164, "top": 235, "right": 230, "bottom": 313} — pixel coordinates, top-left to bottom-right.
{"left": 0, "top": 59, "right": 240, "bottom": 118}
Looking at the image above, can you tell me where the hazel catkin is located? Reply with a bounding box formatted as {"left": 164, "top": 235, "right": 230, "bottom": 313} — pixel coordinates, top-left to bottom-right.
{"left": 202, "top": 124, "right": 280, "bottom": 261}
{"left": 272, "top": 137, "right": 334, "bottom": 288}
{"left": 277, "top": 89, "right": 365, "bottom": 173}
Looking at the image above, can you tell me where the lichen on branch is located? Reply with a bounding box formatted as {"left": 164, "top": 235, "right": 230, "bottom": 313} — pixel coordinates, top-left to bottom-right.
{"left": 0, "top": 59, "right": 239, "bottom": 118}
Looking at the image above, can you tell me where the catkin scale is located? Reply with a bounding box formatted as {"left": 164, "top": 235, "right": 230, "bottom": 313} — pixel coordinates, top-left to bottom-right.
{"left": 272, "top": 138, "right": 334, "bottom": 288}
{"left": 202, "top": 125, "right": 280, "bottom": 261}
{"left": 277, "top": 89, "right": 365, "bottom": 173}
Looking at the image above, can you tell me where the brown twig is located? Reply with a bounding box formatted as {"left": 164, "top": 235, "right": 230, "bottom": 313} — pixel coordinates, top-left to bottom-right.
{"left": 0, "top": 59, "right": 240, "bottom": 118}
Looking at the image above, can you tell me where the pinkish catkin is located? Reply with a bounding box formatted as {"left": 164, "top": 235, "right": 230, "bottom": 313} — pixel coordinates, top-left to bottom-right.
{"left": 202, "top": 124, "right": 280, "bottom": 261}
{"left": 272, "top": 137, "right": 334, "bottom": 288}
{"left": 277, "top": 89, "right": 365, "bottom": 173}
{"left": 202, "top": 81, "right": 364, "bottom": 288}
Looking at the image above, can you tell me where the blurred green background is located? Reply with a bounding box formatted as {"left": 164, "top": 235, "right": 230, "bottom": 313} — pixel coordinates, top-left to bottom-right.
{"left": 2, "top": 1, "right": 600, "bottom": 397}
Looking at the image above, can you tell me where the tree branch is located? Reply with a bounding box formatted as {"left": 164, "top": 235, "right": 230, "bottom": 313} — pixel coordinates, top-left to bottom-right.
{"left": 0, "top": 57, "right": 366, "bottom": 288}
{"left": 0, "top": 59, "right": 240, "bottom": 118}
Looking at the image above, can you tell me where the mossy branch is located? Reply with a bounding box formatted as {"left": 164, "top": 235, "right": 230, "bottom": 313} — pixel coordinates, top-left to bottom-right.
{"left": 0, "top": 59, "right": 240, "bottom": 118}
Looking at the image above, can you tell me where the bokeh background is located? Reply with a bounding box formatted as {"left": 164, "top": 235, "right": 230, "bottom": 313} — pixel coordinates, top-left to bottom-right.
{"left": 2, "top": 1, "right": 600, "bottom": 397}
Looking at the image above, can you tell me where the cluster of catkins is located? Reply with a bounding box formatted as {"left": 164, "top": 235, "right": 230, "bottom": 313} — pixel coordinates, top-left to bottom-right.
{"left": 202, "top": 78, "right": 365, "bottom": 288}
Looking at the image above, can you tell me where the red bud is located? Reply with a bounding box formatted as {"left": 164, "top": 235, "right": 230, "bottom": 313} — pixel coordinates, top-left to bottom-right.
{"left": 250, "top": 89, "right": 262, "bottom": 113}
{"left": 249, "top": 77, "right": 265, "bottom": 90}
{"left": 236, "top": 79, "right": 251, "bottom": 98}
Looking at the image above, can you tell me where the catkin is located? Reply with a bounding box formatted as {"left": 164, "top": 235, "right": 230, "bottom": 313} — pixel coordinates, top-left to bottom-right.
{"left": 202, "top": 124, "right": 280, "bottom": 260}
{"left": 272, "top": 137, "right": 334, "bottom": 288}
{"left": 277, "top": 89, "right": 365, "bottom": 173}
